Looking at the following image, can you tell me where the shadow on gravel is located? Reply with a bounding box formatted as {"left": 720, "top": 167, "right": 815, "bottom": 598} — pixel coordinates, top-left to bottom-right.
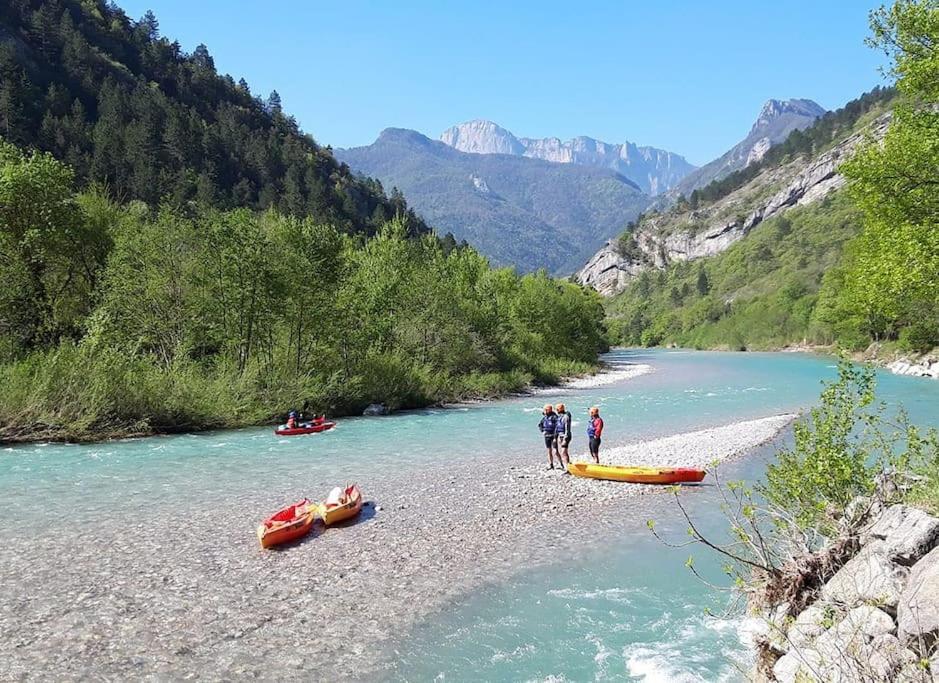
{"left": 324, "top": 501, "right": 378, "bottom": 529}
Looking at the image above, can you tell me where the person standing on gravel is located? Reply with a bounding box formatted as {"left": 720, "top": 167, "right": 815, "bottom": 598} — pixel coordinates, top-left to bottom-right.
{"left": 538, "top": 404, "right": 560, "bottom": 469}
{"left": 586, "top": 406, "right": 604, "bottom": 463}
{"left": 554, "top": 403, "right": 572, "bottom": 471}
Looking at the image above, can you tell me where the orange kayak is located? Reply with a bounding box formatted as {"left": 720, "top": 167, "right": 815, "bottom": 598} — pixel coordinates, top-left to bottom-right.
{"left": 567, "top": 462, "right": 706, "bottom": 484}
{"left": 257, "top": 499, "right": 318, "bottom": 548}
{"left": 319, "top": 484, "right": 363, "bottom": 526}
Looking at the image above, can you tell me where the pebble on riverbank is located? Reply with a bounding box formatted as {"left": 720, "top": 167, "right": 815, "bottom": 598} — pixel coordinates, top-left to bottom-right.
{"left": 0, "top": 412, "right": 796, "bottom": 680}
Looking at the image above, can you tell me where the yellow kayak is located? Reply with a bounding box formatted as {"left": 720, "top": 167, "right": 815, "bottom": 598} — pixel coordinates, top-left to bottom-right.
{"left": 567, "top": 462, "right": 706, "bottom": 484}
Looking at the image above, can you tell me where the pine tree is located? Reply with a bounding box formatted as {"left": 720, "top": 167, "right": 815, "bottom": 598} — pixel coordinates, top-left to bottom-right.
{"left": 267, "top": 90, "right": 282, "bottom": 115}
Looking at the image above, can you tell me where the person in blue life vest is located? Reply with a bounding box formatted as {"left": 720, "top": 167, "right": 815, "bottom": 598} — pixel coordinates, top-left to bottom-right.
{"left": 586, "top": 406, "right": 604, "bottom": 463}
{"left": 554, "top": 403, "right": 572, "bottom": 471}
{"left": 538, "top": 404, "right": 560, "bottom": 469}
{"left": 284, "top": 410, "right": 299, "bottom": 430}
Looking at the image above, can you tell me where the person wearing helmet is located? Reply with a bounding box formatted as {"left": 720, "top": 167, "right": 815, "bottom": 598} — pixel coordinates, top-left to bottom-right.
{"left": 538, "top": 404, "right": 560, "bottom": 469}
{"left": 554, "top": 403, "right": 572, "bottom": 471}
{"left": 285, "top": 410, "right": 299, "bottom": 430}
{"left": 586, "top": 406, "right": 604, "bottom": 463}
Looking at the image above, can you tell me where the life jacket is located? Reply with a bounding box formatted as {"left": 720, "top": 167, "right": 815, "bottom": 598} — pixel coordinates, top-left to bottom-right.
{"left": 555, "top": 412, "right": 571, "bottom": 436}
{"left": 587, "top": 416, "right": 603, "bottom": 438}
{"left": 540, "top": 413, "right": 558, "bottom": 434}
{"left": 286, "top": 417, "right": 297, "bottom": 429}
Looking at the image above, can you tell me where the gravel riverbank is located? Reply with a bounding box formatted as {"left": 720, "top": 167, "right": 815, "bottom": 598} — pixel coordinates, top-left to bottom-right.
{"left": 0, "top": 407, "right": 795, "bottom": 681}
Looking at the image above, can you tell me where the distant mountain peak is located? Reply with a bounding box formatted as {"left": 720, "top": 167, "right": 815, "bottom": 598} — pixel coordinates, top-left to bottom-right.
{"left": 440, "top": 120, "right": 524, "bottom": 155}
{"left": 669, "top": 97, "right": 827, "bottom": 199}
{"left": 750, "top": 98, "right": 826, "bottom": 135}
{"left": 439, "top": 121, "right": 695, "bottom": 195}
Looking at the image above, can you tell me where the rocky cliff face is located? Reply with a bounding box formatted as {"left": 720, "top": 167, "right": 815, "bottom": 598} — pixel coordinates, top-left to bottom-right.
{"left": 669, "top": 98, "right": 827, "bottom": 199}
{"left": 576, "top": 112, "right": 890, "bottom": 297}
{"left": 439, "top": 120, "right": 525, "bottom": 156}
{"left": 439, "top": 120, "right": 695, "bottom": 195}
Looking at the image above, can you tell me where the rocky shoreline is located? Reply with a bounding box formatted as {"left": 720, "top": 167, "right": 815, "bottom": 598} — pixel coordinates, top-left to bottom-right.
{"left": 757, "top": 503, "right": 939, "bottom": 682}
{"left": 0, "top": 413, "right": 794, "bottom": 681}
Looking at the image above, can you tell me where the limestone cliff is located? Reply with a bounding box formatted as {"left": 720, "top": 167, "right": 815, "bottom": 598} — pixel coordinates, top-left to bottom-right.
{"left": 576, "top": 112, "right": 891, "bottom": 297}
{"left": 439, "top": 119, "right": 695, "bottom": 195}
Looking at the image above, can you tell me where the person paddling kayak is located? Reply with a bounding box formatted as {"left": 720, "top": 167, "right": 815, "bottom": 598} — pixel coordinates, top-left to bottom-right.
{"left": 586, "top": 406, "right": 603, "bottom": 464}
{"left": 554, "top": 403, "right": 572, "bottom": 471}
{"left": 284, "top": 410, "right": 299, "bottom": 430}
{"left": 538, "top": 404, "right": 560, "bottom": 469}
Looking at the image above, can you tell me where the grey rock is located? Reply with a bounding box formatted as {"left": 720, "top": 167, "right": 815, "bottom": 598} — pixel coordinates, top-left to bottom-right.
{"left": 821, "top": 541, "right": 908, "bottom": 610}
{"left": 788, "top": 602, "right": 833, "bottom": 648}
{"left": 867, "top": 634, "right": 917, "bottom": 680}
{"left": 671, "top": 98, "right": 827, "bottom": 198}
{"left": 575, "top": 111, "right": 892, "bottom": 297}
{"left": 865, "top": 505, "right": 939, "bottom": 564}
{"left": 362, "top": 403, "right": 390, "bottom": 416}
{"left": 898, "top": 545, "right": 939, "bottom": 649}
{"left": 773, "top": 647, "right": 824, "bottom": 683}
{"left": 835, "top": 605, "right": 896, "bottom": 639}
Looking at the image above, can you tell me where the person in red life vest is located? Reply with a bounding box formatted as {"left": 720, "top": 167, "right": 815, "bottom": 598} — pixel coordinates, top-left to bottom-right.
{"left": 285, "top": 410, "right": 299, "bottom": 430}
{"left": 586, "top": 406, "right": 604, "bottom": 464}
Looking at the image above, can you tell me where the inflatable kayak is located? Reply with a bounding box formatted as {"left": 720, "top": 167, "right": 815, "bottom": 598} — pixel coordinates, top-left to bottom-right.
{"left": 274, "top": 421, "right": 335, "bottom": 436}
{"left": 567, "top": 463, "right": 706, "bottom": 484}
{"left": 319, "top": 484, "right": 363, "bottom": 526}
{"left": 257, "top": 499, "right": 318, "bottom": 548}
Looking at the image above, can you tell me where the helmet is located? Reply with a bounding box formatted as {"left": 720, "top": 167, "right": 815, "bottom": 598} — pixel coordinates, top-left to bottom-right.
{"left": 289, "top": 411, "right": 298, "bottom": 418}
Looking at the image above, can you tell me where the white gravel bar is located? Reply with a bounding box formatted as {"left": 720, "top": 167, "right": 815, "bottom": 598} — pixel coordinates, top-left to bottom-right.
{"left": 562, "top": 362, "right": 654, "bottom": 389}
{"left": 0, "top": 414, "right": 795, "bottom": 681}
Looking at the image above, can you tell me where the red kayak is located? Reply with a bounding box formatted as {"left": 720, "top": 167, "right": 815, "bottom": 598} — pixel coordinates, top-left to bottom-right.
{"left": 274, "top": 421, "right": 336, "bottom": 436}
{"left": 257, "top": 499, "right": 318, "bottom": 548}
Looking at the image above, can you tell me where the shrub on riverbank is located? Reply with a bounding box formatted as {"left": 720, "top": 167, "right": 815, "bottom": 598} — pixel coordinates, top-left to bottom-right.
{"left": 0, "top": 145, "right": 607, "bottom": 442}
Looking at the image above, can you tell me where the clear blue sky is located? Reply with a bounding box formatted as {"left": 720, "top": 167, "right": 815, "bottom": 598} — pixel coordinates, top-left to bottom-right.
{"left": 120, "top": 1, "right": 887, "bottom": 166}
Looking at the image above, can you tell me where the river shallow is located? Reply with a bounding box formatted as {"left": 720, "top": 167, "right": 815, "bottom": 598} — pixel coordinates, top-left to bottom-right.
{"left": 1, "top": 350, "right": 937, "bottom": 681}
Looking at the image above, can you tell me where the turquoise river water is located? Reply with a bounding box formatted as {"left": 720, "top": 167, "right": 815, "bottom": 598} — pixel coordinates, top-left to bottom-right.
{"left": 2, "top": 349, "right": 937, "bottom": 681}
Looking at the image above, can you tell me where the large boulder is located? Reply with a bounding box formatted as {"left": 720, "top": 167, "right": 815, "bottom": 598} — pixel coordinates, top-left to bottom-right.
{"left": 362, "top": 403, "right": 390, "bottom": 416}
{"left": 897, "top": 545, "right": 939, "bottom": 651}
{"left": 787, "top": 602, "right": 834, "bottom": 648}
{"left": 822, "top": 541, "right": 909, "bottom": 610}
{"left": 866, "top": 634, "right": 919, "bottom": 681}
{"left": 864, "top": 505, "right": 939, "bottom": 565}
{"left": 773, "top": 647, "right": 824, "bottom": 683}
{"left": 835, "top": 605, "right": 896, "bottom": 639}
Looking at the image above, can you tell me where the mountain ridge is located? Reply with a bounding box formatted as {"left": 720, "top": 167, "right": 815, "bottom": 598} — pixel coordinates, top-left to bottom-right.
{"left": 576, "top": 89, "right": 893, "bottom": 297}
{"left": 667, "top": 97, "right": 827, "bottom": 199}
{"left": 439, "top": 119, "right": 695, "bottom": 195}
{"left": 338, "top": 128, "right": 649, "bottom": 274}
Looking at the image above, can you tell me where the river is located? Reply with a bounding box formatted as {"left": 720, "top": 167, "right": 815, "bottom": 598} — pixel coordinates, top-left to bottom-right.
{"left": 1, "top": 350, "right": 937, "bottom": 681}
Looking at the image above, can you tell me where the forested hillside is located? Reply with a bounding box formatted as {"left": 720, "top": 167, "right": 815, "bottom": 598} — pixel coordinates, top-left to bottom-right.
{"left": 0, "top": 1, "right": 608, "bottom": 442}
{"left": 0, "top": 0, "right": 427, "bottom": 236}
{"left": 604, "top": 2, "right": 938, "bottom": 355}
{"left": 339, "top": 128, "right": 649, "bottom": 274}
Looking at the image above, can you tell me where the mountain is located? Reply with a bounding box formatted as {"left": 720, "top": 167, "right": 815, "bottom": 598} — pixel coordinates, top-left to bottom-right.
{"left": 338, "top": 128, "right": 650, "bottom": 273}
{"left": 577, "top": 87, "right": 901, "bottom": 352}
{"left": 668, "top": 98, "right": 827, "bottom": 199}
{"left": 440, "top": 120, "right": 695, "bottom": 195}
{"left": 0, "top": 0, "right": 427, "bottom": 237}
{"left": 577, "top": 89, "right": 893, "bottom": 298}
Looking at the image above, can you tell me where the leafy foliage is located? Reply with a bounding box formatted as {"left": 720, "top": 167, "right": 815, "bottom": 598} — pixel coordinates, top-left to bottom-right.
{"left": 764, "top": 363, "right": 882, "bottom": 530}
{"left": 606, "top": 193, "right": 862, "bottom": 350}
{"left": 0, "top": 142, "right": 606, "bottom": 441}
{"left": 821, "top": 0, "right": 939, "bottom": 348}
